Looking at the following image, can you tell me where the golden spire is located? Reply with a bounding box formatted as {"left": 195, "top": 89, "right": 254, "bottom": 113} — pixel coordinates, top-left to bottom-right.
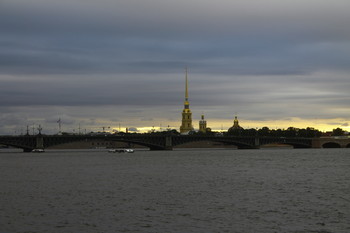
{"left": 183, "top": 67, "right": 190, "bottom": 109}
{"left": 185, "top": 67, "right": 189, "bottom": 101}
{"left": 180, "top": 67, "right": 193, "bottom": 133}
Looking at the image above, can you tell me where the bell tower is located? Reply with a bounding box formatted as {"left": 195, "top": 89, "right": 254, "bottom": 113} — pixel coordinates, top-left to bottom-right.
{"left": 199, "top": 114, "right": 207, "bottom": 133}
{"left": 180, "top": 68, "right": 194, "bottom": 134}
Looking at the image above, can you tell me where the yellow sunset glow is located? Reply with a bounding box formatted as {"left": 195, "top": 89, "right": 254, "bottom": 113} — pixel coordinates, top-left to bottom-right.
{"left": 107, "top": 117, "right": 349, "bottom": 134}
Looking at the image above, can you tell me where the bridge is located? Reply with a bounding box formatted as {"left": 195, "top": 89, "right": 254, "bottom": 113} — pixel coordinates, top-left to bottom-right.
{"left": 1, "top": 134, "right": 349, "bottom": 152}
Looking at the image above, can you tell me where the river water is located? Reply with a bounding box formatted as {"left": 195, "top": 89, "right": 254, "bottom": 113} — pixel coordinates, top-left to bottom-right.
{"left": 0, "top": 149, "right": 349, "bottom": 233}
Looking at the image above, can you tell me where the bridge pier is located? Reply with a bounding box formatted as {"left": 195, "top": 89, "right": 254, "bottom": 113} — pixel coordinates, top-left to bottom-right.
{"left": 36, "top": 136, "right": 44, "bottom": 150}
{"left": 22, "top": 136, "right": 44, "bottom": 152}
{"left": 255, "top": 137, "right": 260, "bottom": 147}
{"left": 164, "top": 136, "right": 173, "bottom": 150}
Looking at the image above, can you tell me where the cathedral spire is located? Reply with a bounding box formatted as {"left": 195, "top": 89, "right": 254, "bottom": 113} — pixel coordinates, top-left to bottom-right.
{"left": 180, "top": 68, "right": 194, "bottom": 134}
{"left": 183, "top": 67, "right": 190, "bottom": 110}
{"left": 185, "top": 67, "right": 189, "bottom": 101}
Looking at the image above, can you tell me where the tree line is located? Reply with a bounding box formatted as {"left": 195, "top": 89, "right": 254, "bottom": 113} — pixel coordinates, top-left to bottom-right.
{"left": 123, "top": 127, "right": 347, "bottom": 138}
{"left": 225, "top": 127, "right": 346, "bottom": 137}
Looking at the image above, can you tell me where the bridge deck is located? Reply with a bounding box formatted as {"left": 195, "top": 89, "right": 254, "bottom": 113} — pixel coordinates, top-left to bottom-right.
{"left": 3, "top": 135, "right": 345, "bottom": 151}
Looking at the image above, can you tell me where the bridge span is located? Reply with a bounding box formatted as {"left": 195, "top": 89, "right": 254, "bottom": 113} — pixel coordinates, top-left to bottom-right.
{"left": 1, "top": 134, "right": 349, "bottom": 152}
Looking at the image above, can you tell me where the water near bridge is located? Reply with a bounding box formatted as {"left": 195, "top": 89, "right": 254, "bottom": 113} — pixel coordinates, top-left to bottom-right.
{"left": 0, "top": 149, "right": 349, "bottom": 233}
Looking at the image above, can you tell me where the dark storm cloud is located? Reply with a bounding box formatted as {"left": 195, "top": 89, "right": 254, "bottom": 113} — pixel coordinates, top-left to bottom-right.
{"left": 0, "top": 75, "right": 182, "bottom": 107}
{"left": 1, "top": 0, "right": 350, "bottom": 76}
{"left": 2, "top": 36, "right": 349, "bottom": 76}
{"left": 0, "top": 0, "right": 349, "bottom": 134}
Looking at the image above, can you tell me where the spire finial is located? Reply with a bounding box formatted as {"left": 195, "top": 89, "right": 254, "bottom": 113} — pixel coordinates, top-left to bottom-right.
{"left": 185, "top": 67, "right": 188, "bottom": 101}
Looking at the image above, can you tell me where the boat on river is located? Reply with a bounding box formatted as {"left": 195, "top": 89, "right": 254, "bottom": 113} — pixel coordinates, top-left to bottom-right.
{"left": 108, "top": 148, "right": 134, "bottom": 153}
{"left": 31, "top": 149, "right": 45, "bottom": 153}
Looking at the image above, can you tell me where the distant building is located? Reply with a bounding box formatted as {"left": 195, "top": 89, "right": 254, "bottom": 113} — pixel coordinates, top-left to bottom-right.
{"left": 228, "top": 115, "right": 243, "bottom": 133}
{"left": 180, "top": 68, "right": 194, "bottom": 134}
{"left": 199, "top": 114, "right": 207, "bottom": 133}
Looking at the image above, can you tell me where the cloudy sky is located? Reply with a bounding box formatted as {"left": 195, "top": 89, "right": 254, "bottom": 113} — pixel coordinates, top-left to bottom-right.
{"left": 1, "top": 0, "right": 349, "bottom": 134}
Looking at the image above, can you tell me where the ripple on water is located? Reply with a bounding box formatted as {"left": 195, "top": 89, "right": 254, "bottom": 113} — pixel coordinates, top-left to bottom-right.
{"left": 0, "top": 149, "right": 349, "bottom": 233}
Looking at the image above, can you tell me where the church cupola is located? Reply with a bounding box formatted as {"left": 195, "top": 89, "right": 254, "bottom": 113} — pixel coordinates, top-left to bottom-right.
{"left": 228, "top": 115, "right": 243, "bottom": 133}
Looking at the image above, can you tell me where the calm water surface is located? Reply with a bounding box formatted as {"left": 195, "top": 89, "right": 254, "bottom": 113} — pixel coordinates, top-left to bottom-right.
{"left": 0, "top": 149, "right": 349, "bottom": 233}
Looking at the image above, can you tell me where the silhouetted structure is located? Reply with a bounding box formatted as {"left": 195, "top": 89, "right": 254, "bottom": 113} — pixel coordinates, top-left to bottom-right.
{"left": 180, "top": 68, "right": 194, "bottom": 134}
{"left": 1, "top": 134, "right": 349, "bottom": 152}
{"left": 199, "top": 114, "right": 207, "bottom": 133}
{"left": 228, "top": 115, "right": 243, "bottom": 134}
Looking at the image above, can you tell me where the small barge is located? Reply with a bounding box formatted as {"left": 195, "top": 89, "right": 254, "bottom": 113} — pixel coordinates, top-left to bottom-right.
{"left": 108, "top": 149, "right": 134, "bottom": 153}
{"left": 31, "top": 149, "right": 45, "bottom": 153}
